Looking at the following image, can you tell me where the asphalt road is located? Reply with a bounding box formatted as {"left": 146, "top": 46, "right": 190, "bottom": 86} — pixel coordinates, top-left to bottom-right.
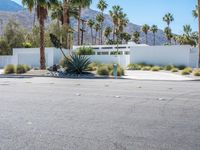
{"left": 0, "top": 77, "right": 200, "bottom": 150}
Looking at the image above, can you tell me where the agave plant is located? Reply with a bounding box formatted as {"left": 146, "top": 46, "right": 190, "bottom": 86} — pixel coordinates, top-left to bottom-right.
{"left": 65, "top": 54, "right": 91, "bottom": 74}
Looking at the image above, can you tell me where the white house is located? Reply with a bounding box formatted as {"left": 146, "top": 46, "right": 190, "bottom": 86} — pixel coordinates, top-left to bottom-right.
{"left": 0, "top": 42, "right": 199, "bottom": 68}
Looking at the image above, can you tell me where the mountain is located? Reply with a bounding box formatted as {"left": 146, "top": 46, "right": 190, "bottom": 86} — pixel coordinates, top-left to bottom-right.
{"left": 0, "top": 0, "right": 23, "bottom": 12}
{"left": 0, "top": 1, "right": 169, "bottom": 45}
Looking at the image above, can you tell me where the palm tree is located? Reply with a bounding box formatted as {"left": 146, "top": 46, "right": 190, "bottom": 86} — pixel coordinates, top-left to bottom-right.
{"left": 97, "top": 0, "right": 108, "bottom": 44}
{"left": 94, "top": 23, "right": 100, "bottom": 44}
{"left": 192, "top": 5, "right": 198, "bottom": 18}
{"left": 72, "top": 0, "right": 92, "bottom": 45}
{"left": 132, "top": 31, "right": 140, "bottom": 44}
{"left": 172, "top": 34, "right": 178, "bottom": 45}
{"left": 103, "top": 26, "right": 112, "bottom": 41}
{"left": 22, "top": 0, "right": 58, "bottom": 69}
{"left": 87, "top": 19, "right": 95, "bottom": 44}
{"left": 163, "top": 13, "right": 174, "bottom": 27}
{"left": 109, "top": 5, "right": 122, "bottom": 41}
{"left": 164, "top": 27, "right": 173, "bottom": 44}
{"left": 123, "top": 32, "right": 131, "bottom": 44}
{"left": 150, "top": 25, "right": 158, "bottom": 45}
{"left": 96, "top": 13, "right": 104, "bottom": 44}
{"left": 183, "top": 24, "right": 192, "bottom": 36}
{"left": 141, "top": 24, "right": 150, "bottom": 44}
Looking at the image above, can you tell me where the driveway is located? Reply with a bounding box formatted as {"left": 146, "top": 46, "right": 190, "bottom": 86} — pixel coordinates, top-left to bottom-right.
{"left": 0, "top": 77, "right": 200, "bottom": 150}
{"left": 124, "top": 70, "right": 192, "bottom": 81}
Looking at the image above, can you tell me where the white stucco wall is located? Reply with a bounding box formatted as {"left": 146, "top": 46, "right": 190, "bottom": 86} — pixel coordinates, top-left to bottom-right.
{"left": 130, "top": 45, "right": 199, "bottom": 68}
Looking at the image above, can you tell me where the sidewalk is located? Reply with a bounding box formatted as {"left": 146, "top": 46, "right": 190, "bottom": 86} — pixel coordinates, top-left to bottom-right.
{"left": 123, "top": 70, "right": 193, "bottom": 81}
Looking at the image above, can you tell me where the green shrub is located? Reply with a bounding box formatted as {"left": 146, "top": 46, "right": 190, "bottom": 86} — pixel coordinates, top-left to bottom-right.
{"left": 127, "top": 64, "right": 142, "bottom": 70}
{"left": 164, "top": 65, "right": 174, "bottom": 71}
{"left": 15, "top": 64, "right": 26, "bottom": 74}
{"left": 181, "top": 68, "right": 192, "bottom": 75}
{"left": 142, "top": 66, "right": 151, "bottom": 71}
{"left": 4, "top": 64, "right": 15, "bottom": 74}
{"left": 87, "top": 62, "right": 99, "bottom": 71}
{"left": 176, "top": 65, "right": 186, "bottom": 70}
{"left": 97, "top": 66, "right": 109, "bottom": 76}
{"left": 76, "top": 46, "right": 94, "bottom": 55}
{"left": 22, "top": 42, "right": 32, "bottom": 48}
{"left": 151, "top": 66, "right": 160, "bottom": 71}
{"left": 23, "top": 64, "right": 31, "bottom": 72}
{"left": 171, "top": 68, "right": 179, "bottom": 72}
{"left": 193, "top": 69, "right": 200, "bottom": 76}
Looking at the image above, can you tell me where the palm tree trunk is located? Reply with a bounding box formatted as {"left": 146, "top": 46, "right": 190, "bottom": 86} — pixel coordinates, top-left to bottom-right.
{"left": 78, "top": 6, "right": 81, "bottom": 45}
{"left": 101, "top": 22, "right": 103, "bottom": 45}
{"left": 153, "top": 33, "right": 156, "bottom": 45}
{"left": 63, "top": 0, "right": 69, "bottom": 49}
{"left": 145, "top": 34, "right": 148, "bottom": 44}
{"left": 95, "top": 31, "right": 97, "bottom": 44}
{"left": 39, "top": 7, "right": 46, "bottom": 70}
{"left": 91, "top": 27, "right": 93, "bottom": 44}
{"left": 198, "top": 0, "right": 200, "bottom": 66}
{"left": 113, "top": 25, "right": 115, "bottom": 41}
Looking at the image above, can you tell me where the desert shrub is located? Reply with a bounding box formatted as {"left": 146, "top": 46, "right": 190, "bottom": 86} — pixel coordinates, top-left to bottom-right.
{"left": 97, "top": 65, "right": 109, "bottom": 76}
{"left": 23, "top": 64, "right": 31, "bottom": 72}
{"left": 86, "top": 62, "right": 99, "bottom": 71}
{"left": 181, "top": 68, "right": 192, "bottom": 75}
{"left": 65, "top": 54, "right": 91, "bottom": 74}
{"left": 193, "top": 69, "right": 200, "bottom": 76}
{"left": 176, "top": 65, "right": 186, "bottom": 70}
{"left": 4, "top": 64, "right": 15, "bottom": 74}
{"left": 164, "top": 65, "right": 174, "bottom": 71}
{"left": 22, "top": 42, "right": 32, "bottom": 48}
{"left": 15, "top": 64, "right": 26, "bottom": 74}
{"left": 151, "top": 66, "right": 160, "bottom": 71}
{"left": 127, "top": 64, "right": 142, "bottom": 70}
{"left": 142, "top": 66, "right": 151, "bottom": 71}
{"left": 171, "top": 68, "right": 179, "bottom": 72}
{"left": 76, "top": 46, "right": 94, "bottom": 55}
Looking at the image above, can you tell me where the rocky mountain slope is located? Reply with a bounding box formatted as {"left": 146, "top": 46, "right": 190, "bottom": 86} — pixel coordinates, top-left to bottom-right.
{"left": 0, "top": 1, "right": 168, "bottom": 45}
{"left": 0, "top": 0, "right": 23, "bottom": 12}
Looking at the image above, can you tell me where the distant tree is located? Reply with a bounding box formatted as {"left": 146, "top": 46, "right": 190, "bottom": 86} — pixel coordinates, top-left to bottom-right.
{"left": 72, "top": 0, "right": 92, "bottom": 45}
{"left": 123, "top": 32, "right": 131, "bottom": 44}
{"left": 97, "top": 0, "right": 108, "bottom": 44}
{"left": 96, "top": 13, "right": 104, "bottom": 44}
{"left": 163, "top": 13, "right": 174, "bottom": 27}
{"left": 87, "top": 19, "right": 95, "bottom": 44}
{"left": 141, "top": 24, "right": 150, "bottom": 44}
{"left": 164, "top": 27, "right": 173, "bottom": 44}
{"left": 183, "top": 24, "right": 192, "bottom": 36}
{"left": 192, "top": 5, "right": 198, "bottom": 18}
{"left": 94, "top": 23, "right": 100, "bottom": 44}
{"left": 150, "top": 25, "right": 158, "bottom": 45}
{"left": 0, "top": 38, "right": 10, "bottom": 55}
{"left": 103, "top": 26, "right": 112, "bottom": 41}
{"left": 132, "top": 31, "right": 140, "bottom": 44}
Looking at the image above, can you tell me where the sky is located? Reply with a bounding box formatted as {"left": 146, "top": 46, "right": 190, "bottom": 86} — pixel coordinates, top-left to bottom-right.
{"left": 13, "top": 0, "right": 198, "bottom": 34}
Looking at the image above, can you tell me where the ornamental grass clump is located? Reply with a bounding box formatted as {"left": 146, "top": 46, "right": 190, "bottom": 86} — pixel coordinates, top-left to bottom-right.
{"left": 15, "top": 64, "right": 26, "bottom": 74}
{"left": 181, "top": 67, "right": 192, "bottom": 75}
{"left": 127, "top": 64, "right": 142, "bottom": 70}
{"left": 151, "top": 66, "right": 161, "bottom": 71}
{"left": 142, "top": 66, "right": 151, "bottom": 71}
{"left": 171, "top": 68, "right": 179, "bottom": 72}
{"left": 97, "top": 65, "right": 109, "bottom": 76}
{"left": 164, "top": 65, "right": 174, "bottom": 71}
{"left": 4, "top": 64, "right": 15, "bottom": 74}
{"left": 193, "top": 69, "right": 200, "bottom": 76}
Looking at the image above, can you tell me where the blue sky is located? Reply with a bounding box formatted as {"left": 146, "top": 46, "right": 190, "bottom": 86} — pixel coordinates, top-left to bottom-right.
{"left": 13, "top": 0, "right": 197, "bottom": 34}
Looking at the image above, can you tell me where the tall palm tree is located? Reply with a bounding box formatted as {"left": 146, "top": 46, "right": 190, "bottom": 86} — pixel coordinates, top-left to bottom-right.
{"left": 141, "top": 24, "right": 150, "bottom": 44}
{"left": 97, "top": 0, "right": 108, "bottom": 44}
{"left": 22, "top": 0, "right": 58, "bottom": 69}
{"left": 123, "top": 32, "right": 131, "bottom": 44}
{"left": 150, "top": 25, "right": 158, "bottom": 45}
{"left": 94, "top": 23, "right": 100, "bottom": 44}
{"left": 72, "top": 0, "right": 92, "bottom": 45}
{"left": 192, "top": 2, "right": 200, "bottom": 66}
{"left": 96, "top": 13, "right": 104, "bottom": 44}
{"left": 109, "top": 5, "right": 122, "bottom": 41}
{"left": 87, "top": 19, "right": 95, "bottom": 44}
{"left": 163, "top": 13, "right": 174, "bottom": 27}
{"left": 103, "top": 26, "right": 112, "bottom": 41}
{"left": 132, "top": 31, "right": 140, "bottom": 44}
{"left": 164, "top": 27, "right": 173, "bottom": 44}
